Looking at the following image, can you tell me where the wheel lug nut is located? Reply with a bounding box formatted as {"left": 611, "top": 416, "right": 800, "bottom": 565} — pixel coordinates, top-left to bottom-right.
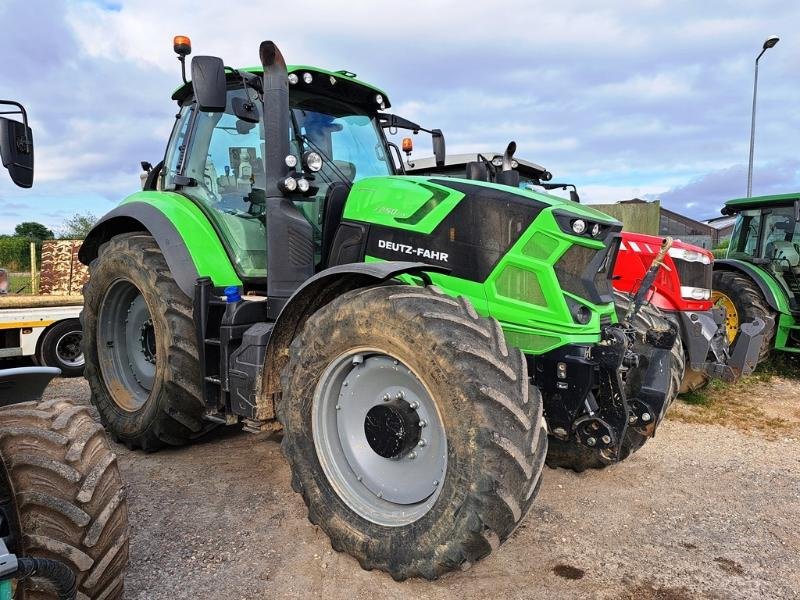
{"left": 587, "top": 437, "right": 596, "bottom": 447}
{"left": 397, "top": 391, "right": 405, "bottom": 400}
{"left": 377, "top": 491, "right": 383, "bottom": 498}
{"left": 601, "top": 435, "right": 611, "bottom": 445}
{"left": 629, "top": 415, "right": 637, "bottom": 424}
{"left": 418, "top": 439, "right": 426, "bottom": 447}
{"left": 433, "top": 480, "right": 439, "bottom": 486}
{"left": 382, "top": 393, "right": 390, "bottom": 402}
{"left": 408, "top": 451, "right": 417, "bottom": 460}
{"left": 642, "top": 413, "right": 651, "bottom": 422}
{"left": 335, "top": 404, "right": 341, "bottom": 410}
{"left": 418, "top": 420, "right": 427, "bottom": 428}
{"left": 409, "top": 401, "right": 419, "bottom": 409}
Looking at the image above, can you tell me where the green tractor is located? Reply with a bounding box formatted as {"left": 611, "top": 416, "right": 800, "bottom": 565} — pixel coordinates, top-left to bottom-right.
{"left": 79, "top": 38, "right": 680, "bottom": 579}
{"left": 713, "top": 193, "right": 800, "bottom": 359}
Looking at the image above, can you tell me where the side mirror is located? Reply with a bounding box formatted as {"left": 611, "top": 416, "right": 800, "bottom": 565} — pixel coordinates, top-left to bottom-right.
{"left": 0, "top": 116, "right": 33, "bottom": 188}
{"left": 191, "top": 56, "right": 227, "bottom": 112}
{"left": 432, "top": 129, "right": 446, "bottom": 167}
{"left": 570, "top": 189, "right": 581, "bottom": 203}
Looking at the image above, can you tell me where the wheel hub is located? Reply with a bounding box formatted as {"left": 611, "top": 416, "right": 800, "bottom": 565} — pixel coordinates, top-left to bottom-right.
{"left": 313, "top": 351, "right": 447, "bottom": 526}
{"left": 55, "top": 330, "right": 84, "bottom": 367}
{"left": 712, "top": 290, "right": 739, "bottom": 344}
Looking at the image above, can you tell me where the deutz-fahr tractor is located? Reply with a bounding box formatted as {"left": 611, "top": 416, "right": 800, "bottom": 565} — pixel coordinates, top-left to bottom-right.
{"left": 713, "top": 192, "right": 800, "bottom": 360}
{"left": 79, "top": 38, "right": 680, "bottom": 579}
{"left": 0, "top": 101, "right": 128, "bottom": 599}
{"left": 408, "top": 150, "right": 764, "bottom": 393}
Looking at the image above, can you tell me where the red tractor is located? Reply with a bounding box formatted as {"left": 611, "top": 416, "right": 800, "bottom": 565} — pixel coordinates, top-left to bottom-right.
{"left": 408, "top": 149, "right": 765, "bottom": 392}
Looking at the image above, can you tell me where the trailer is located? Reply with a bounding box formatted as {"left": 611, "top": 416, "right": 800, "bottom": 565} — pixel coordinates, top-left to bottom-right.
{"left": 0, "top": 294, "right": 84, "bottom": 376}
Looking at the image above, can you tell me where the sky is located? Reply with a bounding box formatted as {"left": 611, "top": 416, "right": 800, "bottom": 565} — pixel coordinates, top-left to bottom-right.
{"left": 0, "top": 0, "right": 798, "bottom": 234}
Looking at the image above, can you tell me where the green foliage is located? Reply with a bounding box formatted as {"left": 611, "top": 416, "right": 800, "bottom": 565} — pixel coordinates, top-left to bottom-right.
{"left": 0, "top": 237, "right": 32, "bottom": 270}
{"left": 59, "top": 212, "right": 97, "bottom": 240}
{"left": 14, "top": 221, "right": 54, "bottom": 241}
{"left": 714, "top": 238, "right": 730, "bottom": 250}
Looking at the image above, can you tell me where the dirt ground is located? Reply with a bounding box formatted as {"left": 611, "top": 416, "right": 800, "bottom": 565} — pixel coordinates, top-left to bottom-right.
{"left": 42, "top": 376, "right": 800, "bottom": 600}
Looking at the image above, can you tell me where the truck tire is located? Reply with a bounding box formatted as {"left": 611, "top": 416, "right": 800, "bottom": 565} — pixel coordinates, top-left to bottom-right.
{"left": 0, "top": 398, "right": 129, "bottom": 599}
{"left": 712, "top": 269, "right": 776, "bottom": 364}
{"left": 36, "top": 319, "right": 84, "bottom": 378}
{"left": 279, "top": 285, "right": 547, "bottom": 580}
{"left": 81, "top": 233, "right": 210, "bottom": 451}
{"left": 545, "top": 292, "right": 684, "bottom": 472}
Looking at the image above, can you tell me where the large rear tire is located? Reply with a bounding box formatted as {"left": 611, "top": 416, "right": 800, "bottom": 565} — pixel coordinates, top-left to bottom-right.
{"left": 279, "top": 285, "right": 547, "bottom": 580}
{"left": 712, "top": 269, "right": 777, "bottom": 364}
{"left": 545, "top": 292, "right": 684, "bottom": 472}
{"left": 81, "top": 233, "right": 209, "bottom": 451}
{"left": 0, "top": 398, "right": 129, "bottom": 599}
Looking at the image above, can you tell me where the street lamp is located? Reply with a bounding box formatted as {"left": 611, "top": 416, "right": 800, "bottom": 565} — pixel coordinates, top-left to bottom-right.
{"left": 747, "top": 35, "right": 780, "bottom": 197}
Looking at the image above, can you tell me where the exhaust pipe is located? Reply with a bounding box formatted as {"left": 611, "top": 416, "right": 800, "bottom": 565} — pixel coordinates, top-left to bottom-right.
{"left": 259, "top": 41, "right": 290, "bottom": 196}
{"left": 258, "top": 41, "right": 314, "bottom": 316}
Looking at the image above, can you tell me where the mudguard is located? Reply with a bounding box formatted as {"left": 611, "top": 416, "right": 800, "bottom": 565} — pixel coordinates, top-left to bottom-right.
{"left": 79, "top": 195, "right": 241, "bottom": 298}
{"left": 254, "top": 261, "right": 449, "bottom": 420}
{"left": 0, "top": 367, "right": 60, "bottom": 405}
{"left": 715, "top": 259, "right": 788, "bottom": 314}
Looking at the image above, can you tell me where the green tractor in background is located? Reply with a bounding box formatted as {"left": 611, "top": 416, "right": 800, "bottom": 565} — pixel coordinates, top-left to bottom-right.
{"left": 79, "top": 37, "right": 680, "bottom": 579}
{"left": 713, "top": 193, "right": 800, "bottom": 360}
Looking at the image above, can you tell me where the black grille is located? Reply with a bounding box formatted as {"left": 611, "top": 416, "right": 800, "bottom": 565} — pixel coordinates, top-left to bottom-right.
{"left": 674, "top": 259, "right": 711, "bottom": 290}
{"left": 555, "top": 242, "right": 615, "bottom": 304}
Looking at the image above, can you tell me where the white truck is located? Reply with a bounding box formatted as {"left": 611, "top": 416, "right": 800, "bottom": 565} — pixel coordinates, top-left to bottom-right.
{"left": 0, "top": 291, "right": 84, "bottom": 376}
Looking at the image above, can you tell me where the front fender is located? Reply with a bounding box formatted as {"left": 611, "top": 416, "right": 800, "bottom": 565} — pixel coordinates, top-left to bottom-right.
{"left": 254, "top": 261, "right": 449, "bottom": 420}
{"left": 79, "top": 192, "right": 241, "bottom": 297}
{"left": 0, "top": 367, "right": 61, "bottom": 405}
{"left": 715, "top": 259, "right": 790, "bottom": 314}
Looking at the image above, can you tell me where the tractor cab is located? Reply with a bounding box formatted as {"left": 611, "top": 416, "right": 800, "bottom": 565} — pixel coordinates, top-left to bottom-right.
{"left": 724, "top": 193, "right": 800, "bottom": 310}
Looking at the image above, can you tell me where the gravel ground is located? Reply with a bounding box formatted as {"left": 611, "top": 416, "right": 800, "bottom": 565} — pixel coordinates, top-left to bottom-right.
{"left": 42, "top": 376, "right": 800, "bottom": 600}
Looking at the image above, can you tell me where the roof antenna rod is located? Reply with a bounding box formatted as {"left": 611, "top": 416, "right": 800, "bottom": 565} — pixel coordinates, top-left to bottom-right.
{"left": 173, "top": 35, "right": 192, "bottom": 84}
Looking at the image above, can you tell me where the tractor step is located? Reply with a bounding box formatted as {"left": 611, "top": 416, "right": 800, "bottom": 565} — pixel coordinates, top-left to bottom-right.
{"left": 203, "top": 412, "right": 238, "bottom": 425}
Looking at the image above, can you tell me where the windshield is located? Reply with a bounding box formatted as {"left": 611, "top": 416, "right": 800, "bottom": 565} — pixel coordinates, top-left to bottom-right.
{"left": 290, "top": 91, "right": 392, "bottom": 183}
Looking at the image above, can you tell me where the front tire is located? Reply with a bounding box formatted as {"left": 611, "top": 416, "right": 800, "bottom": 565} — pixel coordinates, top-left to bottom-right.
{"left": 546, "top": 292, "right": 684, "bottom": 472}
{"left": 81, "top": 233, "right": 208, "bottom": 451}
{"left": 279, "top": 285, "right": 547, "bottom": 580}
{"left": 712, "top": 269, "right": 776, "bottom": 364}
{"left": 0, "top": 398, "right": 129, "bottom": 599}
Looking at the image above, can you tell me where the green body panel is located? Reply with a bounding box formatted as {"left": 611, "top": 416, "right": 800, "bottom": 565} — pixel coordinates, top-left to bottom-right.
{"left": 725, "top": 191, "right": 800, "bottom": 211}
{"left": 721, "top": 258, "right": 796, "bottom": 352}
{"left": 120, "top": 191, "right": 242, "bottom": 288}
{"left": 354, "top": 176, "right": 619, "bottom": 353}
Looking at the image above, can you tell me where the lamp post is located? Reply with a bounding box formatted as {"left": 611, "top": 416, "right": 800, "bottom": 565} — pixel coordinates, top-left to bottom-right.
{"left": 747, "top": 35, "right": 780, "bottom": 197}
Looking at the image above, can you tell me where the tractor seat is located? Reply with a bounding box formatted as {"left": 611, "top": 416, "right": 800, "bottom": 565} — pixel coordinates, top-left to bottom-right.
{"left": 319, "top": 182, "right": 351, "bottom": 269}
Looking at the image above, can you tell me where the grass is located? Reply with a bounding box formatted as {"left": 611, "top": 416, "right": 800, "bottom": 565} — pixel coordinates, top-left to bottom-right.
{"left": 6, "top": 272, "right": 34, "bottom": 294}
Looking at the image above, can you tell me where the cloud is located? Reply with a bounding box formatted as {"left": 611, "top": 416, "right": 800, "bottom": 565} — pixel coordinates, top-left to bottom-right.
{"left": 0, "top": 0, "right": 798, "bottom": 234}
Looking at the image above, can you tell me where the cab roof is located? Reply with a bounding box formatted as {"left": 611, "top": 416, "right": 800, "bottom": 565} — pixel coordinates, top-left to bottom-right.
{"left": 724, "top": 191, "right": 800, "bottom": 212}
{"left": 171, "top": 64, "right": 390, "bottom": 109}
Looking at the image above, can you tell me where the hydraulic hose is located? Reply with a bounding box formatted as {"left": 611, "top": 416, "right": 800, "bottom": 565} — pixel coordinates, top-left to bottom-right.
{"left": 14, "top": 556, "right": 76, "bottom": 600}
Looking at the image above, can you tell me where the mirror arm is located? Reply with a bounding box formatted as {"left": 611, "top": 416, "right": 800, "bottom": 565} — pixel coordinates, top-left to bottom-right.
{"left": 0, "top": 100, "right": 30, "bottom": 149}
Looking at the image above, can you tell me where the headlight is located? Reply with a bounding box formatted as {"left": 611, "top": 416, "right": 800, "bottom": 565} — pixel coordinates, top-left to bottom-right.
{"left": 281, "top": 176, "right": 297, "bottom": 192}
{"left": 297, "top": 178, "right": 310, "bottom": 193}
{"left": 572, "top": 219, "right": 587, "bottom": 234}
{"left": 491, "top": 156, "right": 503, "bottom": 167}
{"left": 668, "top": 247, "right": 711, "bottom": 264}
{"left": 302, "top": 72, "right": 313, "bottom": 84}
{"left": 285, "top": 154, "right": 297, "bottom": 168}
{"left": 680, "top": 286, "right": 711, "bottom": 300}
{"left": 375, "top": 93, "right": 383, "bottom": 105}
{"left": 302, "top": 150, "right": 323, "bottom": 172}
{"left": 288, "top": 73, "right": 299, "bottom": 85}
{"left": 591, "top": 223, "right": 601, "bottom": 237}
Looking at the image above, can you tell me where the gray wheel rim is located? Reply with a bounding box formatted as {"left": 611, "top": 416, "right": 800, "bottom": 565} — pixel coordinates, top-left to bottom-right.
{"left": 97, "top": 279, "right": 156, "bottom": 412}
{"left": 312, "top": 349, "right": 447, "bottom": 527}
{"left": 55, "top": 330, "right": 84, "bottom": 368}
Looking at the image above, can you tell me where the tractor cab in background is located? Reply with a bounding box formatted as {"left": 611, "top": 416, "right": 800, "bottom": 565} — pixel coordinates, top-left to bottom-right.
{"left": 714, "top": 193, "right": 800, "bottom": 356}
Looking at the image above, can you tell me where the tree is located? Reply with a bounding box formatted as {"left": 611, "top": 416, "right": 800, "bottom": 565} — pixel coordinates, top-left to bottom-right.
{"left": 59, "top": 212, "right": 98, "bottom": 240}
{"left": 14, "top": 221, "right": 54, "bottom": 241}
